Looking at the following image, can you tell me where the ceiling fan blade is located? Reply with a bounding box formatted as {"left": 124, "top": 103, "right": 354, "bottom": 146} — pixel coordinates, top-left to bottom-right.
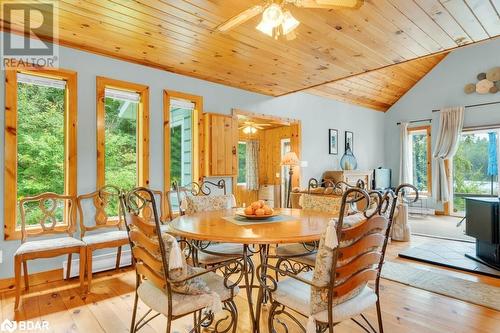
{"left": 215, "top": 5, "right": 264, "bottom": 32}
{"left": 295, "top": 0, "right": 364, "bottom": 9}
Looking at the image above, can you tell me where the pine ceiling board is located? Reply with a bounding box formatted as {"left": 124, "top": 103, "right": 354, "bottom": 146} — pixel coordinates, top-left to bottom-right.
{"left": 387, "top": 0, "right": 459, "bottom": 49}
{"left": 465, "top": 0, "right": 500, "bottom": 37}
{"left": 58, "top": 1, "right": 329, "bottom": 85}
{"left": 439, "top": 0, "right": 490, "bottom": 41}
{"left": 415, "top": 0, "right": 473, "bottom": 45}
{"left": 307, "top": 52, "right": 447, "bottom": 112}
{"left": 367, "top": 0, "right": 443, "bottom": 53}
{"left": 2, "top": 1, "right": 498, "bottom": 100}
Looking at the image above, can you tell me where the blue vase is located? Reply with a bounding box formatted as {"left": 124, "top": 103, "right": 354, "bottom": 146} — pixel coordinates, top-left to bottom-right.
{"left": 340, "top": 145, "right": 357, "bottom": 170}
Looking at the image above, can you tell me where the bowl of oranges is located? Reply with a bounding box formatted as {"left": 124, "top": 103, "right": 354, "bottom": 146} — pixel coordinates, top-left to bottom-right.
{"left": 236, "top": 200, "right": 278, "bottom": 220}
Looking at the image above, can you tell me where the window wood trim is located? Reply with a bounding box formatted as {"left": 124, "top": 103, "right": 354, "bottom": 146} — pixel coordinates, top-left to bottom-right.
{"left": 96, "top": 76, "right": 149, "bottom": 189}
{"left": 163, "top": 90, "right": 203, "bottom": 195}
{"left": 4, "top": 67, "right": 78, "bottom": 240}
{"left": 408, "top": 125, "right": 432, "bottom": 196}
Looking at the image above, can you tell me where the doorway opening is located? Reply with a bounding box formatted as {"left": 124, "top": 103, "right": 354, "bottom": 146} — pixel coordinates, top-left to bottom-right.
{"left": 232, "top": 109, "right": 301, "bottom": 208}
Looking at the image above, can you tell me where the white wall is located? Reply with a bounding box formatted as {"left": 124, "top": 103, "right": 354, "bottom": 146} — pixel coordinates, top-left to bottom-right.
{"left": 385, "top": 38, "right": 500, "bottom": 208}
{"left": 0, "top": 32, "right": 385, "bottom": 278}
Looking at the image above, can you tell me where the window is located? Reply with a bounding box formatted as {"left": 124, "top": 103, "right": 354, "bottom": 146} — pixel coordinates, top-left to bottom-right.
{"left": 169, "top": 98, "right": 194, "bottom": 186}
{"left": 237, "top": 141, "right": 247, "bottom": 184}
{"left": 452, "top": 129, "right": 499, "bottom": 215}
{"left": 96, "top": 77, "right": 149, "bottom": 192}
{"left": 163, "top": 90, "right": 202, "bottom": 195}
{"left": 408, "top": 126, "right": 431, "bottom": 194}
{"left": 4, "top": 68, "right": 77, "bottom": 240}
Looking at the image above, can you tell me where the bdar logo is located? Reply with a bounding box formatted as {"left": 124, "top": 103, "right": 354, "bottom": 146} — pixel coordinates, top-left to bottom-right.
{"left": 0, "top": 319, "right": 17, "bottom": 333}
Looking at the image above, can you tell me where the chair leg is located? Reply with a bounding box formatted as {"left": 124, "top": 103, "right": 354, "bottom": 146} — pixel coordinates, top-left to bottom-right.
{"left": 79, "top": 247, "right": 86, "bottom": 293}
{"left": 14, "top": 255, "right": 22, "bottom": 310}
{"left": 66, "top": 253, "right": 72, "bottom": 280}
{"left": 86, "top": 248, "right": 93, "bottom": 292}
{"left": 268, "top": 301, "right": 279, "bottom": 333}
{"left": 115, "top": 246, "right": 122, "bottom": 270}
{"left": 376, "top": 299, "right": 384, "bottom": 333}
{"left": 22, "top": 260, "right": 29, "bottom": 291}
{"left": 130, "top": 292, "right": 139, "bottom": 333}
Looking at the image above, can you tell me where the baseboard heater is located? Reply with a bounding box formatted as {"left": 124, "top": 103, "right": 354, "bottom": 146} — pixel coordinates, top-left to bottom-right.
{"left": 408, "top": 207, "right": 435, "bottom": 215}
{"left": 62, "top": 250, "right": 132, "bottom": 279}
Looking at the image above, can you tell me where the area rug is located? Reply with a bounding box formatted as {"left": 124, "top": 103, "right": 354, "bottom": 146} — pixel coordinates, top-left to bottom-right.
{"left": 381, "top": 261, "right": 500, "bottom": 311}
{"left": 398, "top": 239, "right": 500, "bottom": 278}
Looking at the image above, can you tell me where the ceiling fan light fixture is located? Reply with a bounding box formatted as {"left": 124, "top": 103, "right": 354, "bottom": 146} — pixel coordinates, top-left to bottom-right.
{"left": 281, "top": 11, "right": 300, "bottom": 35}
{"left": 256, "top": 19, "right": 274, "bottom": 37}
{"left": 262, "top": 3, "right": 284, "bottom": 27}
{"left": 243, "top": 126, "right": 258, "bottom": 134}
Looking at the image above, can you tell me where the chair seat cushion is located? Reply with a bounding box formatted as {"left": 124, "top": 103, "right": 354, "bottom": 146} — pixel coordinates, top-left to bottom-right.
{"left": 272, "top": 271, "right": 377, "bottom": 323}
{"left": 15, "top": 237, "right": 85, "bottom": 255}
{"left": 137, "top": 270, "right": 239, "bottom": 316}
{"left": 197, "top": 243, "right": 244, "bottom": 265}
{"left": 276, "top": 244, "right": 316, "bottom": 267}
{"left": 82, "top": 230, "right": 128, "bottom": 245}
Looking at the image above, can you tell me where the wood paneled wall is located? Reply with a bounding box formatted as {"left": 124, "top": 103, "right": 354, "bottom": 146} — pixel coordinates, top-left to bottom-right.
{"left": 236, "top": 125, "right": 300, "bottom": 206}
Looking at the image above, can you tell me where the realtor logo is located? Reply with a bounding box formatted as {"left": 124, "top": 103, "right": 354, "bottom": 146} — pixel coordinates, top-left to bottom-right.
{"left": 0, "top": 319, "right": 16, "bottom": 333}
{"left": 1, "top": 1, "right": 59, "bottom": 69}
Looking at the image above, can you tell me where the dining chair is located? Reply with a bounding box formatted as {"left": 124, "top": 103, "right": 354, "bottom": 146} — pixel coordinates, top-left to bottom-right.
{"left": 77, "top": 185, "right": 128, "bottom": 291}
{"left": 171, "top": 180, "right": 246, "bottom": 268}
{"left": 14, "top": 193, "right": 86, "bottom": 309}
{"left": 120, "top": 187, "right": 240, "bottom": 333}
{"left": 275, "top": 178, "right": 347, "bottom": 272}
{"left": 259, "top": 184, "right": 416, "bottom": 333}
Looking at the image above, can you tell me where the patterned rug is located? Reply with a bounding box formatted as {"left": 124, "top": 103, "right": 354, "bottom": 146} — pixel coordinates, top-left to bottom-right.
{"left": 381, "top": 261, "right": 500, "bottom": 311}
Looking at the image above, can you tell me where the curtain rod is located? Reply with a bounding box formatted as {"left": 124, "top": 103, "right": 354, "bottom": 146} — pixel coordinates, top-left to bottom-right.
{"left": 432, "top": 101, "right": 500, "bottom": 112}
{"left": 396, "top": 118, "right": 432, "bottom": 125}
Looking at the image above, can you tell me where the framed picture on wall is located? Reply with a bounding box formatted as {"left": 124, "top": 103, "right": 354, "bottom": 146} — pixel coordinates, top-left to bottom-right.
{"left": 329, "top": 129, "right": 338, "bottom": 155}
{"left": 345, "top": 131, "right": 354, "bottom": 152}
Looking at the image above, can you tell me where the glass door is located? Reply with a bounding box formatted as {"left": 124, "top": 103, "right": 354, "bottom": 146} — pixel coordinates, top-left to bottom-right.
{"left": 452, "top": 129, "right": 499, "bottom": 216}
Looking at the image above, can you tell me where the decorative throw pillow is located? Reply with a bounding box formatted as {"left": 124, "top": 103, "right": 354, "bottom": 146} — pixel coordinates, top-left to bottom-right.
{"left": 310, "top": 214, "right": 386, "bottom": 315}
{"left": 157, "top": 233, "right": 210, "bottom": 295}
{"left": 300, "top": 194, "right": 342, "bottom": 215}
{"left": 182, "top": 194, "right": 236, "bottom": 215}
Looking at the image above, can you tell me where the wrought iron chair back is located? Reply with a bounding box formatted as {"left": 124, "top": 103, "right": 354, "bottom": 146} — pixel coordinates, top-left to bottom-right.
{"left": 19, "top": 192, "right": 77, "bottom": 242}
{"left": 172, "top": 179, "right": 227, "bottom": 216}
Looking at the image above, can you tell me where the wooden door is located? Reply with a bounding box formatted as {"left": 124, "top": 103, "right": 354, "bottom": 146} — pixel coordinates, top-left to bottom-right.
{"left": 206, "top": 113, "right": 238, "bottom": 176}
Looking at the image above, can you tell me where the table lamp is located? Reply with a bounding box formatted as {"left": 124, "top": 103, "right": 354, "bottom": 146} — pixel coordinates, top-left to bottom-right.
{"left": 281, "top": 151, "right": 300, "bottom": 208}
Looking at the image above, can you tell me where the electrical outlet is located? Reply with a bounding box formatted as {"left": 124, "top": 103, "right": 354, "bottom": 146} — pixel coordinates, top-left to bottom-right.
{"left": 0, "top": 250, "right": 3, "bottom": 264}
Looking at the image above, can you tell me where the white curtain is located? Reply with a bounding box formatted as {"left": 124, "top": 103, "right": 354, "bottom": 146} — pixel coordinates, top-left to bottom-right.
{"left": 432, "top": 106, "right": 464, "bottom": 203}
{"left": 399, "top": 122, "right": 411, "bottom": 184}
{"left": 246, "top": 140, "right": 259, "bottom": 191}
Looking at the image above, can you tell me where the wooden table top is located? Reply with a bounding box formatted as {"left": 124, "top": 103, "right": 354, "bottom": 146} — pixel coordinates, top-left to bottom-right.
{"left": 169, "top": 208, "right": 334, "bottom": 244}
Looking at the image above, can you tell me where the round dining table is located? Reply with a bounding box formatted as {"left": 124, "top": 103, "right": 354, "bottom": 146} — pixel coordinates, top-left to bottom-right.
{"left": 169, "top": 208, "right": 334, "bottom": 333}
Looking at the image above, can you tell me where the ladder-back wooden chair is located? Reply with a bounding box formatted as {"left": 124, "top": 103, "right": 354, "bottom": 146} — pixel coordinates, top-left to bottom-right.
{"left": 77, "top": 185, "right": 128, "bottom": 291}
{"left": 121, "top": 187, "right": 240, "bottom": 333}
{"left": 260, "top": 184, "right": 417, "bottom": 333}
{"left": 15, "top": 193, "right": 86, "bottom": 309}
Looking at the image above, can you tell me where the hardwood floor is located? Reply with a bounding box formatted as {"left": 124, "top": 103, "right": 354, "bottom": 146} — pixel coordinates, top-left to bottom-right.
{"left": 1, "top": 237, "right": 500, "bottom": 333}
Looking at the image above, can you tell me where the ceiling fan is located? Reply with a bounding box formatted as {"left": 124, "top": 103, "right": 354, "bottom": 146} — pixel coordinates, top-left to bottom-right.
{"left": 215, "top": 0, "right": 364, "bottom": 40}
{"left": 239, "top": 121, "right": 272, "bottom": 134}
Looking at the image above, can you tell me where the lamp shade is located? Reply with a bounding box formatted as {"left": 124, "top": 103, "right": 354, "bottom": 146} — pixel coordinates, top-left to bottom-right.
{"left": 281, "top": 152, "right": 300, "bottom": 166}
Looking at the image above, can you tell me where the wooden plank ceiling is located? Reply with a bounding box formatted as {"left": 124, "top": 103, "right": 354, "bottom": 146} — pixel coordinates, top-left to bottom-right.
{"left": 2, "top": 0, "right": 499, "bottom": 111}
{"left": 307, "top": 52, "right": 449, "bottom": 111}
